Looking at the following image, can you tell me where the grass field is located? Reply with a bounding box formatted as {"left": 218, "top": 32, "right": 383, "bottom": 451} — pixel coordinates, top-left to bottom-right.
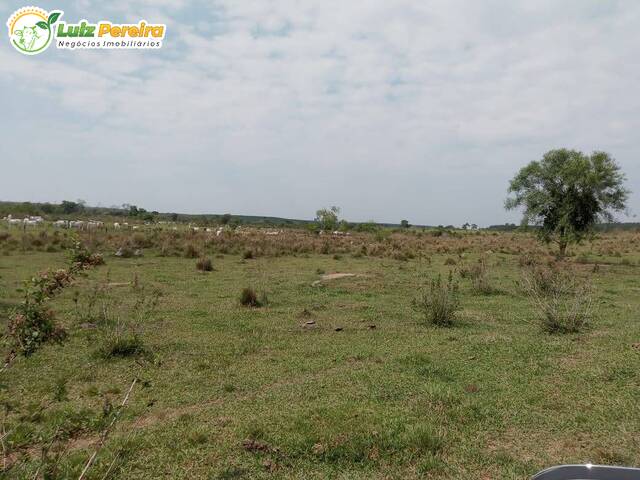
{"left": 1, "top": 228, "right": 639, "bottom": 479}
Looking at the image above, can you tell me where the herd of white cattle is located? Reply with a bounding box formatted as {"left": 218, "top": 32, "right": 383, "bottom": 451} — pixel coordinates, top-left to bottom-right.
{"left": 1, "top": 215, "right": 284, "bottom": 236}
{"left": 2, "top": 215, "right": 106, "bottom": 230}
{"left": 2, "top": 215, "right": 351, "bottom": 237}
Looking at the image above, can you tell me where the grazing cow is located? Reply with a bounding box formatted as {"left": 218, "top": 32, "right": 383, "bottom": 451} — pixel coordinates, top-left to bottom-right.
{"left": 113, "top": 222, "right": 121, "bottom": 229}
{"left": 87, "top": 221, "right": 104, "bottom": 229}
{"left": 70, "top": 221, "right": 85, "bottom": 229}
{"left": 23, "top": 217, "right": 43, "bottom": 227}
{"left": 53, "top": 220, "right": 69, "bottom": 228}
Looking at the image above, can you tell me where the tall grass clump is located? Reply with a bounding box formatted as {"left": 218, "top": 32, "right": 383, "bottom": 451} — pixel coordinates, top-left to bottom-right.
{"left": 97, "top": 326, "right": 146, "bottom": 359}
{"left": 413, "top": 272, "right": 460, "bottom": 326}
{"left": 520, "top": 265, "right": 594, "bottom": 334}
{"left": 240, "top": 287, "right": 263, "bottom": 307}
{"left": 184, "top": 243, "right": 200, "bottom": 259}
{"left": 469, "top": 257, "right": 495, "bottom": 295}
{"left": 196, "top": 257, "right": 213, "bottom": 272}
{"left": 94, "top": 282, "right": 160, "bottom": 359}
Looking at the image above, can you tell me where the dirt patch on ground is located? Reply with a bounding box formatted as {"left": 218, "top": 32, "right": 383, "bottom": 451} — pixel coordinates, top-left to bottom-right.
{"left": 321, "top": 273, "right": 358, "bottom": 281}
{"left": 312, "top": 273, "right": 364, "bottom": 287}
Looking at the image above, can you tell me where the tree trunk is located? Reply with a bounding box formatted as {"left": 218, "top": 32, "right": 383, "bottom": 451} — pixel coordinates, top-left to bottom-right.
{"left": 558, "top": 239, "right": 568, "bottom": 257}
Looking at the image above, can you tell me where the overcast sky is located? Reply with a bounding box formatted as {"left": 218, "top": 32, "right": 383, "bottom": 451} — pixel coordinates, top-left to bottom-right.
{"left": 1, "top": 0, "right": 638, "bottom": 226}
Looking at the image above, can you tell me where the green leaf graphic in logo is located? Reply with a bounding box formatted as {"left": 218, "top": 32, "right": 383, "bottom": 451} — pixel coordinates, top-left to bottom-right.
{"left": 48, "top": 12, "right": 61, "bottom": 25}
{"left": 36, "top": 21, "right": 48, "bottom": 30}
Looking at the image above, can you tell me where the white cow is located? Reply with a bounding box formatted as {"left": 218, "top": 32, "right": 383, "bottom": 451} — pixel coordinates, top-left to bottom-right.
{"left": 53, "top": 220, "right": 69, "bottom": 228}
{"left": 23, "top": 217, "right": 43, "bottom": 227}
{"left": 87, "top": 221, "right": 104, "bottom": 229}
{"left": 70, "top": 221, "right": 85, "bottom": 229}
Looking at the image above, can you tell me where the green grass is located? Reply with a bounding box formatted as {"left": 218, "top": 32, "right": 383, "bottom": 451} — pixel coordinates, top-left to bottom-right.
{"left": 0, "top": 243, "right": 639, "bottom": 479}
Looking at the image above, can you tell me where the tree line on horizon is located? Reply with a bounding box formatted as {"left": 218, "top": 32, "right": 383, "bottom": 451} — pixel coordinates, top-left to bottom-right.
{"left": 1, "top": 149, "right": 633, "bottom": 249}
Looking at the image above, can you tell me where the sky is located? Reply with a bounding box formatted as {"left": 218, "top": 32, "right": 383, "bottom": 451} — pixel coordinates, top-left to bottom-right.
{"left": 1, "top": 0, "right": 638, "bottom": 226}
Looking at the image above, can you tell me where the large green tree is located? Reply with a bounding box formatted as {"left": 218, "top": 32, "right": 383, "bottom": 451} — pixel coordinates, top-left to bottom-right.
{"left": 506, "top": 149, "right": 629, "bottom": 255}
{"left": 315, "top": 206, "right": 340, "bottom": 231}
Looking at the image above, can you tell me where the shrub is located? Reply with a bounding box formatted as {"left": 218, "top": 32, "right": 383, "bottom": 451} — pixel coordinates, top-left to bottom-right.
{"left": 469, "top": 257, "right": 494, "bottom": 295}
{"left": 196, "top": 257, "right": 213, "bottom": 272}
{"left": 444, "top": 257, "right": 457, "bottom": 266}
{"left": 520, "top": 265, "right": 594, "bottom": 333}
{"left": 69, "top": 241, "right": 104, "bottom": 269}
{"left": 184, "top": 243, "right": 200, "bottom": 258}
{"left": 242, "top": 249, "right": 254, "bottom": 260}
{"left": 7, "top": 306, "right": 66, "bottom": 357}
{"left": 240, "top": 287, "right": 260, "bottom": 307}
{"left": 6, "top": 271, "right": 73, "bottom": 356}
{"left": 412, "top": 272, "right": 460, "bottom": 326}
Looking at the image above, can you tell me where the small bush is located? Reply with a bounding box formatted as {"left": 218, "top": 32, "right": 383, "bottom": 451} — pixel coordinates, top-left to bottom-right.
{"left": 7, "top": 271, "right": 73, "bottom": 356}
{"left": 242, "top": 249, "right": 254, "bottom": 260}
{"left": 469, "top": 257, "right": 494, "bottom": 295}
{"left": 69, "top": 241, "right": 104, "bottom": 268}
{"left": 444, "top": 257, "right": 457, "bottom": 266}
{"left": 184, "top": 243, "right": 200, "bottom": 259}
{"left": 8, "top": 307, "right": 66, "bottom": 356}
{"left": 240, "top": 287, "right": 260, "bottom": 307}
{"left": 196, "top": 257, "right": 213, "bottom": 272}
{"left": 520, "top": 266, "right": 594, "bottom": 334}
{"left": 413, "top": 272, "right": 460, "bottom": 327}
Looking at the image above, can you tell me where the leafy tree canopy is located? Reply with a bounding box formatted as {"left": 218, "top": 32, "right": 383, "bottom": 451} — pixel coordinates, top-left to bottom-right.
{"left": 315, "top": 206, "right": 341, "bottom": 231}
{"left": 506, "top": 149, "right": 629, "bottom": 254}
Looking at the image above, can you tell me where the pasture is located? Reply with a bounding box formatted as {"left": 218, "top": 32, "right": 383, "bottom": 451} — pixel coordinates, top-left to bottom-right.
{"left": 1, "top": 225, "right": 639, "bottom": 479}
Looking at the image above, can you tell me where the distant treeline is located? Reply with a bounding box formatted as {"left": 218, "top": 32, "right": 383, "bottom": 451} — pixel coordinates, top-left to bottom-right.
{"left": 0, "top": 201, "right": 313, "bottom": 228}
{"left": 487, "top": 222, "right": 640, "bottom": 232}
{"left": 1, "top": 201, "right": 637, "bottom": 232}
